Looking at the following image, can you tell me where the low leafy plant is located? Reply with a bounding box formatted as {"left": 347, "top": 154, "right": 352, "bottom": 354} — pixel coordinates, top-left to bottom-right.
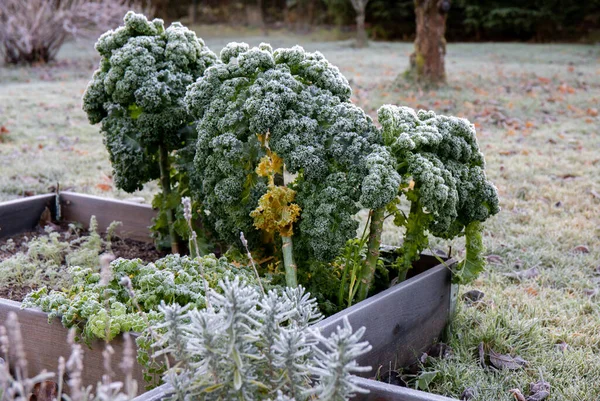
{"left": 152, "top": 277, "right": 372, "bottom": 401}
{"left": 23, "top": 253, "right": 265, "bottom": 385}
{"left": 0, "top": 217, "right": 119, "bottom": 299}
{"left": 82, "top": 11, "right": 218, "bottom": 253}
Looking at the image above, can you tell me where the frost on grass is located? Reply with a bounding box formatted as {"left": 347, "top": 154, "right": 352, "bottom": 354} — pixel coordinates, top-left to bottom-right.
{"left": 153, "top": 277, "right": 372, "bottom": 401}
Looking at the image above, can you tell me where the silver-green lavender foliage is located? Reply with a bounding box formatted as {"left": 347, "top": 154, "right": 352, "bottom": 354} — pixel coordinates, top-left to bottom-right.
{"left": 82, "top": 11, "right": 218, "bottom": 192}
{"left": 153, "top": 277, "right": 372, "bottom": 401}
{"left": 185, "top": 42, "right": 401, "bottom": 260}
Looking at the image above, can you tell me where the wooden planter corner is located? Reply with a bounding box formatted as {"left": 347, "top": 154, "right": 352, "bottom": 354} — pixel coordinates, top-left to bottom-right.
{"left": 0, "top": 193, "right": 460, "bottom": 401}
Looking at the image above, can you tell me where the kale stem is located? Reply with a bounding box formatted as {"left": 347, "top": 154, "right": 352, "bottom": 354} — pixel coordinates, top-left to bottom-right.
{"left": 158, "top": 144, "right": 180, "bottom": 254}
{"left": 356, "top": 207, "right": 385, "bottom": 302}
{"left": 282, "top": 235, "right": 298, "bottom": 287}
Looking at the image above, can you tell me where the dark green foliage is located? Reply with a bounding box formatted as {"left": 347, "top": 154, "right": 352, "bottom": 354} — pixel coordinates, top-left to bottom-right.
{"left": 379, "top": 105, "right": 499, "bottom": 282}
{"left": 82, "top": 12, "right": 218, "bottom": 250}
{"left": 185, "top": 42, "right": 400, "bottom": 263}
{"left": 83, "top": 11, "right": 217, "bottom": 192}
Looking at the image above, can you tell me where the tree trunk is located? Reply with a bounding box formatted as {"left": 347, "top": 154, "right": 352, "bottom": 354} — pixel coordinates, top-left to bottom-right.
{"left": 351, "top": 0, "right": 369, "bottom": 48}
{"left": 408, "top": 0, "right": 449, "bottom": 84}
{"left": 188, "top": 0, "right": 197, "bottom": 25}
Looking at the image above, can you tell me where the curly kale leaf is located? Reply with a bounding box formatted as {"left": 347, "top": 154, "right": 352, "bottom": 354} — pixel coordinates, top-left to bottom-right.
{"left": 82, "top": 11, "right": 218, "bottom": 192}
{"left": 22, "top": 254, "right": 261, "bottom": 343}
{"left": 378, "top": 105, "right": 499, "bottom": 279}
{"left": 186, "top": 43, "right": 400, "bottom": 261}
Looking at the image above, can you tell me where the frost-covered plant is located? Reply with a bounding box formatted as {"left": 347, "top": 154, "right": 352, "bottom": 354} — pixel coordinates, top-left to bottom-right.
{"left": 185, "top": 42, "right": 400, "bottom": 287}
{"left": 0, "top": 217, "right": 116, "bottom": 299}
{"left": 23, "top": 254, "right": 264, "bottom": 384}
{"left": 378, "top": 105, "right": 500, "bottom": 283}
{"left": 152, "top": 277, "right": 371, "bottom": 401}
{"left": 82, "top": 11, "right": 218, "bottom": 253}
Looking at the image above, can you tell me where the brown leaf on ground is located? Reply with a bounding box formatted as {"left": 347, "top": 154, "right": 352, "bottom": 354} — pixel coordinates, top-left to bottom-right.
{"left": 587, "top": 108, "right": 599, "bottom": 117}
{"left": 0, "top": 125, "right": 8, "bottom": 133}
{"left": 509, "top": 389, "right": 528, "bottom": 401}
{"left": 504, "top": 267, "right": 540, "bottom": 280}
{"left": 486, "top": 254, "right": 504, "bottom": 264}
{"left": 527, "top": 380, "right": 551, "bottom": 401}
{"left": 489, "top": 348, "right": 528, "bottom": 370}
{"left": 571, "top": 245, "right": 590, "bottom": 254}
{"left": 461, "top": 387, "right": 476, "bottom": 400}
{"left": 463, "top": 289, "right": 485, "bottom": 305}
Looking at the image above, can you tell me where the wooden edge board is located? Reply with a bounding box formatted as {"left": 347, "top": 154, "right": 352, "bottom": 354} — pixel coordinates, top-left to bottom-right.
{"left": 317, "top": 259, "right": 456, "bottom": 374}
{"left": 353, "top": 377, "right": 458, "bottom": 401}
{"left": 0, "top": 298, "right": 146, "bottom": 391}
{"left": 59, "top": 192, "right": 157, "bottom": 243}
{"left": 0, "top": 193, "right": 56, "bottom": 239}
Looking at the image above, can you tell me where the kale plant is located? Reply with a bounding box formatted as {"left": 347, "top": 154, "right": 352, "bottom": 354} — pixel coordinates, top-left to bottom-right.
{"left": 378, "top": 105, "right": 500, "bottom": 283}
{"left": 185, "top": 42, "right": 400, "bottom": 287}
{"left": 152, "top": 277, "right": 372, "bottom": 401}
{"left": 82, "top": 11, "right": 218, "bottom": 253}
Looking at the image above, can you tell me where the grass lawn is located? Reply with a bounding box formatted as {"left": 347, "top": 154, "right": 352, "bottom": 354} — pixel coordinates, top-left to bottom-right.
{"left": 1, "top": 26, "right": 599, "bottom": 400}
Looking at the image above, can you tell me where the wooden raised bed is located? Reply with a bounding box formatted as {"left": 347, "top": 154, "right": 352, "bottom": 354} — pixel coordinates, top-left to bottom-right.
{"left": 0, "top": 193, "right": 459, "bottom": 401}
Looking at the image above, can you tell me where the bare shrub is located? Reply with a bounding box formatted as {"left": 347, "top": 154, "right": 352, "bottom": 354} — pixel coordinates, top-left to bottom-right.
{"left": 0, "top": 0, "right": 145, "bottom": 65}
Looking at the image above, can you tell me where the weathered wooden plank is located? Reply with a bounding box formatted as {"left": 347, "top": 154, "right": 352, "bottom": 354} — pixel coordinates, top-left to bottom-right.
{"left": 0, "top": 194, "right": 56, "bottom": 239}
{"left": 0, "top": 299, "right": 146, "bottom": 391}
{"left": 316, "top": 256, "right": 455, "bottom": 377}
{"left": 60, "top": 192, "right": 157, "bottom": 243}
{"left": 353, "top": 377, "right": 457, "bottom": 401}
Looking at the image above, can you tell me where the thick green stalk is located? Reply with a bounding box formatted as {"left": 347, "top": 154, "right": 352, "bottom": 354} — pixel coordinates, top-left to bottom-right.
{"left": 158, "top": 144, "right": 179, "bottom": 254}
{"left": 356, "top": 208, "right": 385, "bottom": 302}
{"left": 281, "top": 235, "right": 298, "bottom": 287}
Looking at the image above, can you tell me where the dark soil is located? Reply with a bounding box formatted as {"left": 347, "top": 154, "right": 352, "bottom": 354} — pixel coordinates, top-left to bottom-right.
{"left": 0, "top": 221, "right": 165, "bottom": 302}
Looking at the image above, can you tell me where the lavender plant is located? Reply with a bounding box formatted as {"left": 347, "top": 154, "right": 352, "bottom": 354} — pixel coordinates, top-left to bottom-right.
{"left": 0, "top": 312, "right": 136, "bottom": 401}
{"left": 152, "top": 277, "right": 372, "bottom": 401}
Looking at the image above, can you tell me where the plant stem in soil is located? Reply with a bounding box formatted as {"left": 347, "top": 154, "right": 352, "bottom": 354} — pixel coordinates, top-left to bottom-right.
{"left": 356, "top": 207, "right": 384, "bottom": 302}
{"left": 158, "top": 144, "right": 180, "bottom": 254}
{"left": 281, "top": 235, "right": 298, "bottom": 287}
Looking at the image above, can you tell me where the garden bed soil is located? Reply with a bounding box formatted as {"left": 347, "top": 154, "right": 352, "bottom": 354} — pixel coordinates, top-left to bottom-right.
{"left": 0, "top": 221, "right": 165, "bottom": 302}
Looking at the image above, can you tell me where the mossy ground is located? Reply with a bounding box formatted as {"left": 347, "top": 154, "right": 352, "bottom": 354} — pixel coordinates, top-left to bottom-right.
{"left": 0, "top": 26, "right": 599, "bottom": 400}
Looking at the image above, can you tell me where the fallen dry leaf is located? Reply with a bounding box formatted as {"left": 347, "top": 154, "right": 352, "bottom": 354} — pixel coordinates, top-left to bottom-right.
{"left": 31, "top": 380, "right": 58, "bottom": 401}
{"left": 460, "top": 387, "right": 476, "bottom": 400}
{"left": 509, "top": 389, "right": 527, "bottom": 401}
{"left": 463, "top": 289, "right": 485, "bottom": 305}
{"left": 571, "top": 245, "right": 590, "bottom": 254}
{"left": 96, "top": 183, "right": 112, "bottom": 191}
{"left": 504, "top": 267, "right": 540, "bottom": 280}
{"left": 587, "top": 108, "right": 599, "bottom": 117}
{"left": 489, "top": 348, "right": 528, "bottom": 370}
{"left": 486, "top": 254, "right": 504, "bottom": 264}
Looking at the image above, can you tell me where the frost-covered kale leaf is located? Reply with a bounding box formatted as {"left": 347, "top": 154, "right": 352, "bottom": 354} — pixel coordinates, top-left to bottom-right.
{"left": 378, "top": 105, "right": 499, "bottom": 282}
{"left": 82, "top": 11, "right": 218, "bottom": 192}
{"left": 185, "top": 43, "right": 400, "bottom": 262}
